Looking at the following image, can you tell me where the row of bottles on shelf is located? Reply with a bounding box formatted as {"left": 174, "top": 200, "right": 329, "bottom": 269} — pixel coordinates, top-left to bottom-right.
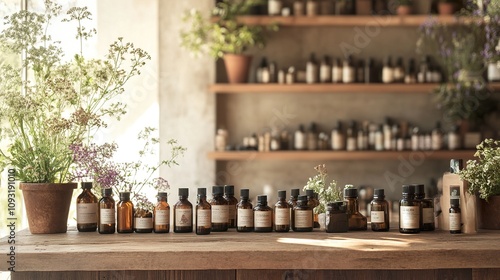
{"left": 215, "top": 118, "right": 463, "bottom": 152}
{"left": 255, "top": 55, "right": 443, "bottom": 84}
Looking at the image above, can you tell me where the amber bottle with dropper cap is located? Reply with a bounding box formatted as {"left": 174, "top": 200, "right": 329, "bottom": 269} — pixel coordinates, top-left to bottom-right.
{"left": 274, "top": 190, "right": 291, "bottom": 232}
{"left": 98, "top": 188, "right": 115, "bottom": 234}
{"left": 224, "top": 185, "right": 238, "bottom": 228}
{"left": 174, "top": 188, "right": 193, "bottom": 233}
{"left": 76, "top": 182, "right": 98, "bottom": 232}
{"left": 237, "top": 188, "right": 253, "bottom": 232}
{"left": 196, "top": 188, "right": 211, "bottom": 235}
{"left": 210, "top": 185, "right": 229, "bottom": 232}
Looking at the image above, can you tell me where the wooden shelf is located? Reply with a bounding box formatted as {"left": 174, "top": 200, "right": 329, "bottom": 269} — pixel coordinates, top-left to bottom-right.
{"left": 207, "top": 150, "right": 475, "bottom": 161}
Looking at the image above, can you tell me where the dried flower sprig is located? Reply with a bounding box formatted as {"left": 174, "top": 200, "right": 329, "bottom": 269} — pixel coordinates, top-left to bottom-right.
{"left": 303, "top": 164, "right": 342, "bottom": 214}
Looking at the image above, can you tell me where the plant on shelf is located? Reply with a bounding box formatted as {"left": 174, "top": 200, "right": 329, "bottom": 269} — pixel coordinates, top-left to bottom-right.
{"left": 303, "top": 164, "right": 342, "bottom": 215}
{"left": 180, "top": 0, "right": 277, "bottom": 83}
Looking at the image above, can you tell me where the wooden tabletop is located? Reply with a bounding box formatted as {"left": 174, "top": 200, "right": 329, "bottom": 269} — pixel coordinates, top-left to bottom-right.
{"left": 2, "top": 228, "right": 500, "bottom": 272}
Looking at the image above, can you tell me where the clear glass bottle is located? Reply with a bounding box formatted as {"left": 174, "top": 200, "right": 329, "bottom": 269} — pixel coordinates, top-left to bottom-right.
{"left": 117, "top": 192, "right": 134, "bottom": 233}
{"left": 196, "top": 188, "right": 211, "bottom": 235}
{"left": 174, "top": 188, "right": 193, "bottom": 233}
{"left": 210, "top": 185, "right": 229, "bottom": 232}
{"left": 325, "top": 201, "right": 348, "bottom": 233}
{"left": 154, "top": 192, "right": 170, "bottom": 233}
{"left": 431, "top": 121, "right": 443, "bottom": 151}
{"left": 414, "top": 184, "right": 435, "bottom": 231}
{"left": 274, "top": 190, "right": 291, "bottom": 232}
{"left": 224, "top": 185, "right": 238, "bottom": 228}
{"left": 306, "top": 53, "right": 318, "bottom": 84}
{"left": 399, "top": 185, "right": 420, "bottom": 234}
{"left": 331, "top": 121, "right": 345, "bottom": 150}
{"left": 344, "top": 186, "right": 367, "bottom": 231}
{"left": 237, "top": 188, "right": 254, "bottom": 232}
{"left": 98, "top": 188, "right": 115, "bottom": 234}
{"left": 370, "top": 189, "right": 390, "bottom": 232}
{"left": 294, "top": 124, "right": 306, "bottom": 150}
{"left": 449, "top": 199, "right": 462, "bottom": 234}
{"left": 254, "top": 195, "right": 273, "bottom": 232}
{"left": 292, "top": 195, "right": 313, "bottom": 232}
{"left": 77, "top": 182, "right": 98, "bottom": 232}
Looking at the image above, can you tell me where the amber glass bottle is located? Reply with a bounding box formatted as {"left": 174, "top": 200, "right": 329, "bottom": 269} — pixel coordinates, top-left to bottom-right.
{"left": 254, "top": 195, "right": 273, "bottom": 232}
{"left": 196, "top": 188, "right": 212, "bottom": 235}
{"left": 370, "top": 189, "right": 390, "bottom": 232}
{"left": 344, "top": 187, "right": 367, "bottom": 231}
{"left": 236, "top": 189, "right": 254, "bottom": 232}
{"left": 154, "top": 192, "right": 170, "bottom": 233}
{"left": 117, "top": 192, "right": 134, "bottom": 233}
{"left": 288, "top": 188, "right": 300, "bottom": 208}
{"left": 77, "top": 182, "right": 98, "bottom": 232}
{"left": 98, "top": 188, "right": 115, "bottom": 234}
{"left": 274, "top": 190, "right": 290, "bottom": 232}
{"left": 306, "top": 190, "right": 320, "bottom": 228}
{"left": 414, "top": 184, "right": 435, "bottom": 231}
{"left": 224, "top": 185, "right": 238, "bottom": 228}
{"left": 399, "top": 185, "right": 420, "bottom": 234}
{"left": 134, "top": 208, "right": 153, "bottom": 233}
{"left": 449, "top": 199, "right": 462, "bottom": 234}
{"left": 174, "top": 188, "right": 193, "bottom": 233}
{"left": 210, "top": 186, "right": 229, "bottom": 231}
{"left": 292, "top": 195, "right": 313, "bottom": 232}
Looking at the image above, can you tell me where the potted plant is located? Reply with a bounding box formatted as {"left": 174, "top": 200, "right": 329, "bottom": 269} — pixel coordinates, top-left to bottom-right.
{"left": 395, "top": 0, "right": 413, "bottom": 15}
{"left": 459, "top": 139, "right": 500, "bottom": 229}
{"left": 0, "top": 1, "right": 150, "bottom": 233}
{"left": 438, "top": 0, "right": 460, "bottom": 15}
{"left": 180, "top": 0, "right": 277, "bottom": 83}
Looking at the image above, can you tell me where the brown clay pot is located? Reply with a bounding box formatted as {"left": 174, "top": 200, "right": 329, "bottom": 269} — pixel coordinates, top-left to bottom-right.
{"left": 438, "top": 3, "right": 456, "bottom": 15}
{"left": 478, "top": 195, "right": 500, "bottom": 230}
{"left": 223, "top": 54, "right": 252, "bottom": 84}
{"left": 20, "top": 183, "right": 77, "bottom": 234}
{"left": 397, "top": 5, "right": 412, "bottom": 15}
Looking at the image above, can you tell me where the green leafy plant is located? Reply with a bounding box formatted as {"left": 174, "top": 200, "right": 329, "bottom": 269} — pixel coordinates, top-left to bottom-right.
{"left": 0, "top": 1, "right": 150, "bottom": 183}
{"left": 303, "top": 164, "right": 342, "bottom": 214}
{"left": 459, "top": 139, "right": 500, "bottom": 201}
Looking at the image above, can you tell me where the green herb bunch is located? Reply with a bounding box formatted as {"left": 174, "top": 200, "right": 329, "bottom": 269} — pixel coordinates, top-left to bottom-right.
{"left": 303, "top": 164, "right": 342, "bottom": 214}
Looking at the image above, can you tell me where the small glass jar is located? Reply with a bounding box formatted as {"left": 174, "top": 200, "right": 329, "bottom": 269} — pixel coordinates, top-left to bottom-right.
{"left": 134, "top": 208, "right": 153, "bottom": 233}
{"left": 325, "top": 201, "right": 348, "bottom": 233}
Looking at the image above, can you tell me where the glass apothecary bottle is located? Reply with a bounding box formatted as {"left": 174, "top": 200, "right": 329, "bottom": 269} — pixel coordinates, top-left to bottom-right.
{"left": 174, "top": 188, "right": 193, "bottom": 233}
{"left": 254, "top": 195, "right": 273, "bottom": 232}
{"left": 414, "top": 184, "right": 435, "bottom": 231}
{"left": 117, "top": 192, "right": 134, "bottom": 233}
{"left": 399, "top": 185, "right": 420, "bottom": 234}
{"left": 77, "top": 182, "right": 98, "bottom": 232}
{"left": 344, "top": 186, "right": 367, "bottom": 231}
{"left": 134, "top": 206, "right": 153, "bottom": 233}
{"left": 237, "top": 189, "right": 254, "bottom": 232}
{"left": 154, "top": 192, "right": 170, "bottom": 233}
{"left": 196, "top": 188, "right": 211, "bottom": 235}
{"left": 449, "top": 199, "right": 462, "bottom": 234}
{"left": 224, "top": 185, "right": 238, "bottom": 228}
{"left": 325, "top": 201, "right": 348, "bottom": 233}
{"left": 292, "top": 195, "right": 313, "bottom": 232}
{"left": 370, "top": 189, "right": 390, "bottom": 232}
{"left": 274, "top": 190, "right": 290, "bottom": 232}
{"left": 98, "top": 188, "right": 115, "bottom": 234}
{"left": 210, "top": 185, "right": 229, "bottom": 232}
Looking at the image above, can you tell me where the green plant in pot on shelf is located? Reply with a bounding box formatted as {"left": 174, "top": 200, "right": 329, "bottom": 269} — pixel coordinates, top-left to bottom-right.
{"left": 0, "top": 1, "right": 150, "bottom": 233}
{"left": 180, "top": 0, "right": 277, "bottom": 83}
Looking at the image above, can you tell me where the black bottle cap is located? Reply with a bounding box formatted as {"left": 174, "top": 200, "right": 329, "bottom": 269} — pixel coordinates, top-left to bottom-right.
{"left": 81, "top": 182, "right": 92, "bottom": 189}
{"left": 450, "top": 199, "right": 460, "bottom": 207}
{"left": 102, "top": 188, "right": 113, "bottom": 196}
{"left": 306, "top": 189, "right": 314, "bottom": 198}
{"left": 257, "top": 195, "right": 267, "bottom": 203}
{"left": 198, "top": 188, "right": 207, "bottom": 196}
{"left": 298, "top": 195, "right": 308, "bottom": 202}
{"left": 374, "top": 189, "right": 385, "bottom": 198}
{"left": 158, "top": 192, "right": 168, "bottom": 198}
{"left": 278, "top": 190, "right": 286, "bottom": 199}
{"left": 327, "top": 201, "right": 345, "bottom": 211}
{"left": 291, "top": 188, "right": 300, "bottom": 197}
{"left": 212, "top": 185, "right": 224, "bottom": 195}
{"left": 402, "top": 185, "right": 415, "bottom": 195}
{"left": 178, "top": 188, "right": 189, "bottom": 197}
{"left": 240, "top": 188, "right": 249, "bottom": 198}
{"left": 344, "top": 187, "right": 358, "bottom": 198}
{"left": 119, "top": 192, "right": 130, "bottom": 201}
{"left": 414, "top": 184, "right": 425, "bottom": 195}
{"left": 224, "top": 185, "right": 234, "bottom": 195}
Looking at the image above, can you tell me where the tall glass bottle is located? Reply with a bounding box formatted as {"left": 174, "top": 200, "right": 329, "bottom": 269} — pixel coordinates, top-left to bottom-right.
{"left": 370, "top": 189, "right": 390, "bottom": 232}
{"left": 117, "top": 192, "right": 134, "bottom": 233}
{"left": 414, "top": 184, "right": 435, "bottom": 231}
{"left": 399, "top": 185, "right": 420, "bottom": 234}
{"left": 306, "top": 189, "right": 320, "bottom": 228}
{"left": 224, "top": 185, "right": 238, "bottom": 228}
{"left": 449, "top": 199, "right": 462, "bottom": 234}
{"left": 254, "top": 195, "right": 273, "bottom": 232}
{"left": 98, "top": 188, "right": 115, "bottom": 234}
{"left": 154, "top": 191, "right": 170, "bottom": 233}
{"left": 210, "top": 185, "right": 229, "bottom": 232}
{"left": 344, "top": 186, "right": 367, "bottom": 231}
{"left": 274, "top": 190, "right": 290, "bottom": 232}
{"left": 196, "top": 188, "right": 211, "bottom": 235}
{"left": 174, "top": 188, "right": 193, "bottom": 233}
{"left": 237, "top": 189, "right": 254, "bottom": 232}
{"left": 77, "top": 182, "right": 98, "bottom": 232}
{"left": 292, "top": 195, "right": 313, "bottom": 232}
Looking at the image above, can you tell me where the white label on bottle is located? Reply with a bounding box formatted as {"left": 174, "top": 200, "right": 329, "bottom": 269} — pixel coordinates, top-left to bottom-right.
{"left": 449, "top": 213, "right": 461, "bottom": 231}
{"left": 154, "top": 209, "right": 170, "bottom": 226}
{"left": 371, "top": 210, "right": 385, "bottom": 223}
{"left": 294, "top": 209, "right": 313, "bottom": 228}
{"left": 211, "top": 205, "right": 228, "bottom": 223}
{"left": 77, "top": 203, "right": 98, "bottom": 224}
{"left": 175, "top": 208, "right": 192, "bottom": 227}
{"left": 400, "top": 206, "right": 420, "bottom": 229}
{"left": 275, "top": 208, "right": 290, "bottom": 226}
{"left": 197, "top": 209, "right": 211, "bottom": 227}
{"left": 254, "top": 211, "right": 272, "bottom": 228}
{"left": 228, "top": 204, "right": 236, "bottom": 222}
{"left": 238, "top": 209, "right": 254, "bottom": 227}
{"left": 100, "top": 208, "right": 115, "bottom": 224}
{"left": 134, "top": 217, "right": 153, "bottom": 229}
{"left": 422, "top": 208, "right": 434, "bottom": 224}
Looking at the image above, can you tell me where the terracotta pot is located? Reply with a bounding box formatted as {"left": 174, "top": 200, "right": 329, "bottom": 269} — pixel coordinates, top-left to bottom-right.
{"left": 223, "top": 54, "right": 252, "bottom": 84}
{"left": 438, "top": 3, "right": 456, "bottom": 15}
{"left": 397, "top": 5, "right": 412, "bottom": 15}
{"left": 20, "top": 183, "right": 77, "bottom": 234}
{"left": 477, "top": 195, "right": 500, "bottom": 230}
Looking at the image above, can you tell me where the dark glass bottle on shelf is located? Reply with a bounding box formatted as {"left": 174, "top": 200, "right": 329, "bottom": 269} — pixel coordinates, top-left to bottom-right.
{"left": 254, "top": 195, "right": 273, "bottom": 232}
{"left": 414, "top": 184, "right": 435, "bottom": 231}
{"left": 134, "top": 208, "right": 153, "bottom": 234}
{"left": 325, "top": 201, "right": 348, "bottom": 233}
{"left": 292, "top": 195, "right": 313, "bottom": 232}
{"left": 77, "top": 182, "right": 98, "bottom": 232}
{"left": 154, "top": 191, "right": 170, "bottom": 233}
{"left": 196, "top": 188, "right": 211, "bottom": 235}
{"left": 174, "top": 188, "right": 193, "bottom": 233}
{"left": 98, "top": 188, "right": 115, "bottom": 234}
{"left": 237, "top": 189, "right": 254, "bottom": 232}
{"left": 306, "top": 189, "right": 320, "bottom": 228}
{"left": 117, "top": 192, "right": 134, "bottom": 234}
{"left": 288, "top": 188, "right": 300, "bottom": 208}
{"left": 210, "top": 185, "right": 229, "bottom": 232}
{"left": 399, "top": 185, "right": 420, "bottom": 234}
{"left": 344, "top": 186, "right": 367, "bottom": 231}
{"left": 449, "top": 199, "right": 462, "bottom": 234}
{"left": 224, "top": 185, "right": 238, "bottom": 228}
{"left": 274, "top": 190, "right": 291, "bottom": 232}
{"left": 370, "top": 189, "right": 390, "bottom": 232}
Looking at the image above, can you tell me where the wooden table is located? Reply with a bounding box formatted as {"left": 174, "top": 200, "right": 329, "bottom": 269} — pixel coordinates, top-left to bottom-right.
{"left": 1, "top": 228, "right": 500, "bottom": 279}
